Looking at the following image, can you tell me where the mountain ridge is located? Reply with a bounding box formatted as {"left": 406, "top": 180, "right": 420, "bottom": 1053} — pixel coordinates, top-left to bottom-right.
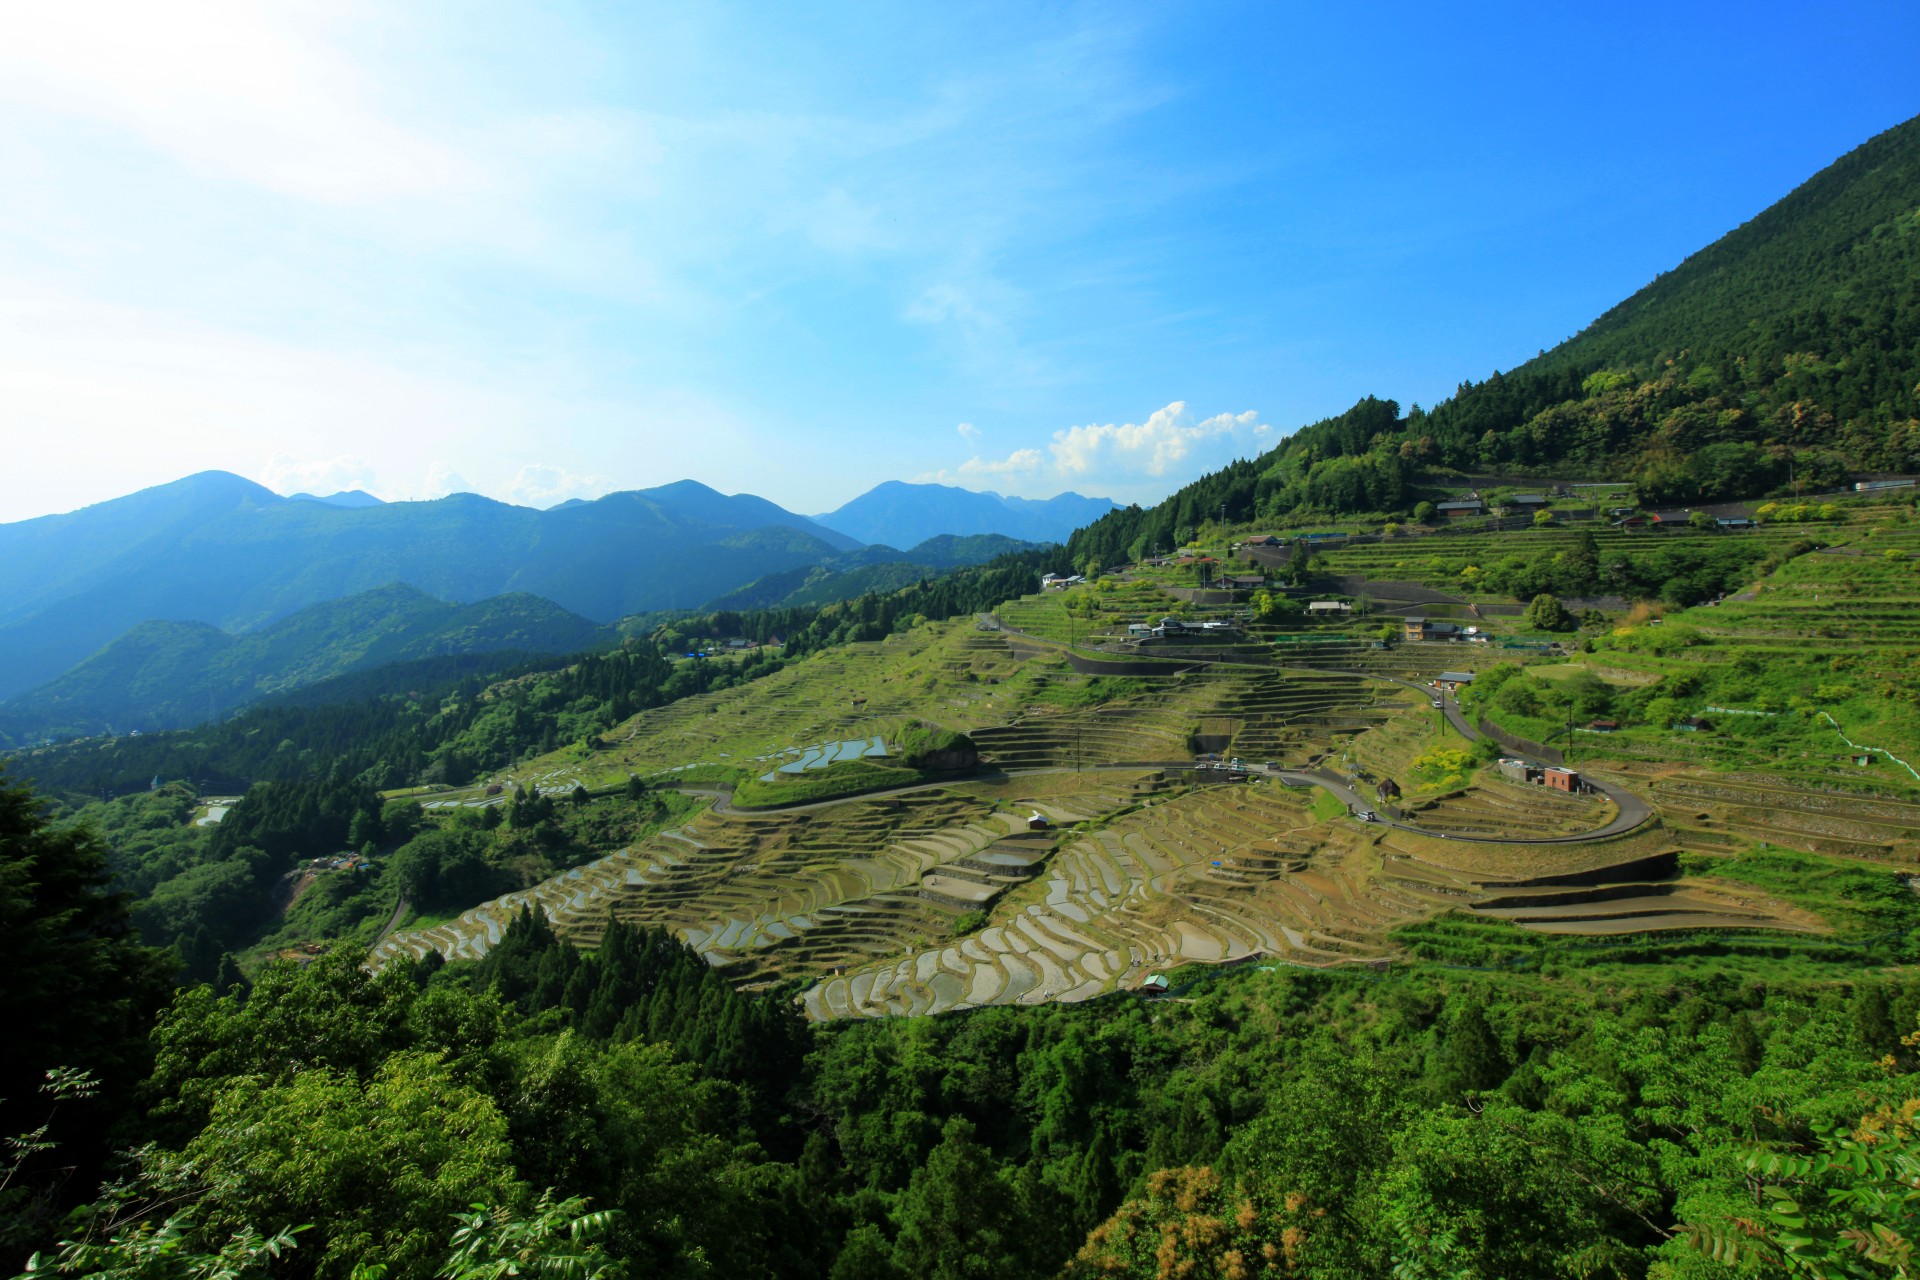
{"left": 815, "top": 481, "right": 1117, "bottom": 547}
{"left": 0, "top": 581, "right": 612, "bottom": 744}
{"left": 0, "top": 472, "right": 856, "bottom": 699}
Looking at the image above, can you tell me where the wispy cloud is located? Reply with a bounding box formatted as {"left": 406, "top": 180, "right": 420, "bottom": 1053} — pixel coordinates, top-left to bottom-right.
{"left": 0, "top": 3, "right": 477, "bottom": 206}
{"left": 507, "top": 464, "right": 608, "bottom": 508}
{"left": 261, "top": 454, "right": 380, "bottom": 497}
{"left": 917, "top": 402, "right": 1272, "bottom": 502}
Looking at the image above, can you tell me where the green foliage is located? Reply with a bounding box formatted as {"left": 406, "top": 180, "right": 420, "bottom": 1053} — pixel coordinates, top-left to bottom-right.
{"left": 1524, "top": 592, "right": 1576, "bottom": 632}
{"left": 0, "top": 585, "right": 611, "bottom": 744}
{"left": 0, "top": 769, "right": 173, "bottom": 1242}
{"left": 439, "top": 1192, "right": 625, "bottom": 1280}
{"left": 1029, "top": 677, "right": 1149, "bottom": 710}
{"left": 892, "top": 723, "right": 979, "bottom": 769}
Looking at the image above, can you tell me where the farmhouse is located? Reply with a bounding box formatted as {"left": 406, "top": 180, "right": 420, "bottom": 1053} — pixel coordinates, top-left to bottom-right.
{"left": 1404, "top": 616, "right": 1463, "bottom": 641}
{"left": 1497, "top": 758, "right": 1538, "bottom": 784}
{"left": 1220, "top": 574, "right": 1265, "bottom": 590}
{"left": 1244, "top": 535, "right": 1283, "bottom": 547}
{"left": 1436, "top": 499, "right": 1486, "bottom": 519}
{"left": 1306, "top": 601, "right": 1353, "bottom": 615}
{"left": 1543, "top": 767, "right": 1583, "bottom": 793}
{"left": 1435, "top": 671, "right": 1476, "bottom": 692}
{"left": 1508, "top": 493, "right": 1549, "bottom": 510}
{"left": 1040, "top": 573, "right": 1084, "bottom": 590}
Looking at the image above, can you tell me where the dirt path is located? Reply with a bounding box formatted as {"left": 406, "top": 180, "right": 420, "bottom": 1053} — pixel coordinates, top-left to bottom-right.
{"left": 371, "top": 896, "right": 412, "bottom": 950}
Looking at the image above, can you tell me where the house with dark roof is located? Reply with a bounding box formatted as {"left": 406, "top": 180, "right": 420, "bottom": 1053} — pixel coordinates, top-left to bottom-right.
{"left": 1404, "top": 616, "right": 1463, "bottom": 641}
{"left": 1436, "top": 499, "right": 1486, "bottom": 519}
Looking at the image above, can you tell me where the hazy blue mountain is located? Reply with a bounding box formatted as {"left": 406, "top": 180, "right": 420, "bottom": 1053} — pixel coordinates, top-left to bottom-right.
{"left": 815, "top": 481, "right": 1117, "bottom": 547}
{"left": 288, "top": 489, "right": 385, "bottom": 508}
{"left": 0, "top": 472, "right": 857, "bottom": 698}
{"left": 0, "top": 582, "right": 610, "bottom": 743}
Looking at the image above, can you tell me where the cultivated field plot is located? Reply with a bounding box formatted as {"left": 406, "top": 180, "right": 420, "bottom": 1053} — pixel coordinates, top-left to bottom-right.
{"left": 1648, "top": 769, "right": 1920, "bottom": 863}
{"left": 369, "top": 775, "right": 1166, "bottom": 982}
{"left": 368, "top": 577, "right": 1870, "bottom": 1019}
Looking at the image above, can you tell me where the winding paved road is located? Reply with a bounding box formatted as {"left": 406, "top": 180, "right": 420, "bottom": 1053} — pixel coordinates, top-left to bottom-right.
{"left": 977, "top": 616, "right": 1653, "bottom": 844}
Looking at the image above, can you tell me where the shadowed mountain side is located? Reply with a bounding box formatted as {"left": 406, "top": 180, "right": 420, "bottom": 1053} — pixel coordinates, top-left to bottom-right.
{"left": 0, "top": 583, "right": 612, "bottom": 743}
{"left": 703, "top": 533, "right": 1041, "bottom": 611}
{"left": 0, "top": 474, "right": 857, "bottom": 698}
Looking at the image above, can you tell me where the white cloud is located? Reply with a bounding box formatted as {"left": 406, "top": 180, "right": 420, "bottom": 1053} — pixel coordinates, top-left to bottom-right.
{"left": 917, "top": 402, "right": 1272, "bottom": 501}
{"left": 506, "top": 464, "right": 608, "bottom": 509}
{"left": 956, "top": 421, "right": 980, "bottom": 443}
{"left": 421, "top": 463, "right": 473, "bottom": 500}
{"left": 954, "top": 449, "right": 1045, "bottom": 479}
{"left": 261, "top": 454, "right": 380, "bottom": 497}
{"left": 1050, "top": 403, "right": 1270, "bottom": 477}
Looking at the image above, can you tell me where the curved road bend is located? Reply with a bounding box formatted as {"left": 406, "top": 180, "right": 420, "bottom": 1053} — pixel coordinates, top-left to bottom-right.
{"left": 979, "top": 616, "right": 1653, "bottom": 843}
{"left": 665, "top": 753, "right": 1649, "bottom": 845}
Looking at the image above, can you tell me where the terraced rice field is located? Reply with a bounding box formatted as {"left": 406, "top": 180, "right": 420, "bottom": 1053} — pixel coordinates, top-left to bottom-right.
{"left": 368, "top": 575, "right": 1856, "bottom": 1020}
{"left": 1648, "top": 769, "right": 1920, "bottom": 863}
{"left": 371, "top": 777, "right": 1164, "bottom": 980}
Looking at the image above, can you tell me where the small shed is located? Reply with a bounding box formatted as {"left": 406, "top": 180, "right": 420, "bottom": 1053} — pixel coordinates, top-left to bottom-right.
{"left": 1137, "top": 974, "right": 1171, "bottom": 997}
{"left": 1436, "top": 671, "right": 1476, "bottom": 692}
{"left": 1587, "top": 719, "right": 1620, "bottom": 732}
{"left": 1543, "top": 767, "right": 1581, "bottom": 793}
{"left": 1509, "top": 494, "right": 1549, "bottom": 508}
{"left": 1436, "top": 499, "right": 1486, "bottom": 519}
{"left": 1027, "top": 811, "right": 1052, "bottom": 830}
{"left": 1307, "top": 601, "right": 1352, "bottom": 615}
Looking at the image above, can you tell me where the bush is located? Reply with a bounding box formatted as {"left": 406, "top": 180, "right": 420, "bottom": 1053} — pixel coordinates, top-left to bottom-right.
{"left": 1525, "top": 593, "right": 1575, "bottom": 632}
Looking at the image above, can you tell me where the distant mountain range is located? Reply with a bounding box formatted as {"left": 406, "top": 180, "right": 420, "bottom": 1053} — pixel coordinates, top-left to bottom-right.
{"left": 0, "top": 471, "right": 858, "bottom": 700}
{"left": 0, "top": 471, "right": 1111, "bottom": 717}
{"left": 701, "top": 533, "right": 1039, "bottom": 612}
{"left": 814, "top": 482, "right": 1117, "bottom": 548}
{"left": 0, "top": 583, "right": 609, "bottom": 744}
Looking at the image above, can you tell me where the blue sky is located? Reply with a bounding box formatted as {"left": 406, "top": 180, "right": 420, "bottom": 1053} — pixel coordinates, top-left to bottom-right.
{"left": 1, "top": 1, "right": 1915, "bottom": 523}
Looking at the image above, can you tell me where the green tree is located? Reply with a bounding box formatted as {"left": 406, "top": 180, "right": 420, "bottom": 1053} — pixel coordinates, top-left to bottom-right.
{"left": 183, "top": 1050, "right": 519, "bottom": 1278}
{"left": 1413, "top": 500, "right": 1437, "bottom": 524}
{"left": 1525, "top": 593, "right": 1575, "bottom": 632}
{"left": 0, "top": 770, "right": 172, "bottom": 1238}
{"left": 892, "top": 1118, "right": 1029, "bottom": 1280}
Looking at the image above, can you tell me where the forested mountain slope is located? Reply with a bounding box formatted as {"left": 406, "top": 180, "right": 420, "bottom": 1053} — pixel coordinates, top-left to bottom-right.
{"left": 0, "top": 473, "right": 858, "bottom": 699}
{"left": 1071, "top": 113, "right": 1920, "bottom": 565}
{"left": 0, "top": 584, "right": 611, "bottom": 744}
{"left": 700, "top": 532, "right": 1038, "bottom": 611}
